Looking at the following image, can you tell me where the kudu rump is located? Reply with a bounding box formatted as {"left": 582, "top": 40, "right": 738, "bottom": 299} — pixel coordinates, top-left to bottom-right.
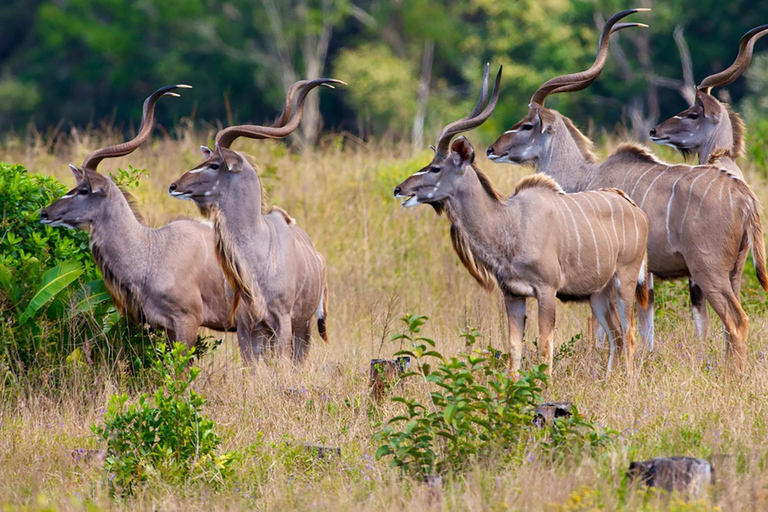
{"left": 651, "top": 25, "right": 768, "bottom": 177}
{"left": 394, "top": 66, "right": 649, "bottom": 375}
{"left": 41, "top": 85, "right": 235, "bottom": 346}
{"left": 487, "top": 10, "right": 768, "bottom": 369}
{"left": 169, "top": 79, "right": 340, "bottom": 364}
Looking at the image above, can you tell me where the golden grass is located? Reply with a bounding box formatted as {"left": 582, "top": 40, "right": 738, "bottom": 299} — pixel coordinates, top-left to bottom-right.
{"left": 1, "top": 128, "right": 768, "bottom": 510}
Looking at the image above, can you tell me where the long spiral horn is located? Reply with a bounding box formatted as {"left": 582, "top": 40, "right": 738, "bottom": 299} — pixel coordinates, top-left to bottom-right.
{"left": 434, "top": 66, "right": 502, "bottom": 156}
{"left": 698, "top": 24, "right": 768, "bottom": 95}
{"left": 215, "top": 79, "right": 346, "bottom": 149}
{"left": 530, "top": 9, "right": 649, "bottom": 106}
{"left": 81, "top": 84, "right": 190, "bottom": 171}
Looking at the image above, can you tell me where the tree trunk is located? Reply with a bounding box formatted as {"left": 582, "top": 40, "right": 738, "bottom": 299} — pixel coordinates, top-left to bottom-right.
{"left": 412, "top": 39, "right": 434, "bottom": 151}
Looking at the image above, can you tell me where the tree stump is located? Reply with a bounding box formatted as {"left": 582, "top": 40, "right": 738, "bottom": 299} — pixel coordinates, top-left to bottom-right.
{"left": 369, "top": 357, "right": 410, "bottom": 400}
{"left": 628, "top": 456, "right": 713, "bottom": 499}
{"left": 533, "top": 402, "right": 572, "bottom": 427}
{"left": 304, "top": 444, "right": 341, "bottom": 460}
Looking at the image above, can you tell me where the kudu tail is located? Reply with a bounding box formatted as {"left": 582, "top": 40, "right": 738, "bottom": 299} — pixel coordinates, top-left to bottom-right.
{"left": 317, "top": 268, "right": 329, "bottom": 343}
{"left": 749, "top": 199, "right": 768, "bottom": 292}
{"left": 635, "top": 253, "right": 650, "bottom": 309}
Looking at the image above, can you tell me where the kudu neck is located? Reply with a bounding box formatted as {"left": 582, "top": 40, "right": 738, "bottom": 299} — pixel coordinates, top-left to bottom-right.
{"left": 214, "top": 164, "right": 268, "bottom": 236}
{"left": 536, "top": 120, "right": 599, "bottom": 192}
{"left": 89, "top": 187, "right": 150, "bottom": 275}
{"left": 444, "top": 167, "right": 507, "bottom": 241}
{"left": 699, "top": 112, "right": 734, "bottom": 165}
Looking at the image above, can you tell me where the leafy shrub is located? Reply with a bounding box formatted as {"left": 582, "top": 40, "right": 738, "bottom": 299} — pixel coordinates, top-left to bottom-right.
{"left": 0, "top": 162, "right": 101, "bottom": 370}
{"left": 91, "top": 343, "right": 237, "bottom": 496}
{"left": 374, "top": 314, "right": 614, "bottom": 480}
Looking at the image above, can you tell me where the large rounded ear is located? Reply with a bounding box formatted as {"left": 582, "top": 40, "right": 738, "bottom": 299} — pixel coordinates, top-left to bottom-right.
{"left": 696, "top": 91, "right": 722, "bottom": 121}
{"left": 220, "top": 148, "right": 245, "bottom": 172}
{"left": 537, "top": 109, "right": 556, "bottom": 134}
{"left": 200, "top": 146, "right": 214, "bottom": 159}
{"left": 69, "top": 164, "right": 85, "bottom": 184}
{"left": 450, "top": 136, "right": 475, "bottom": 167}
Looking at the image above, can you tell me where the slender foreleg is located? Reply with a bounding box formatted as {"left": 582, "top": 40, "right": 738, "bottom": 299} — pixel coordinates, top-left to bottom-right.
{"left": 637, "top": 274, "right": 655, "bottom": 351}
{"left": 536, "top": 290, "right": 557, "bottom": 375}
{"left": 504, "top": 295, "right": 527, "bottom": 372}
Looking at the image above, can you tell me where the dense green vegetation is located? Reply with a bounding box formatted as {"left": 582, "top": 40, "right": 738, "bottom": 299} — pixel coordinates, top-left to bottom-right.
{"left": 2, "top": 1, "right": 768, "bottom": 142}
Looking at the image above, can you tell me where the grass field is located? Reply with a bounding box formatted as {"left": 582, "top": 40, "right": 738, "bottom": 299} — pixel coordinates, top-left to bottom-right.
{"left": 2, "top": 126, "right": 768, "bottom": 510}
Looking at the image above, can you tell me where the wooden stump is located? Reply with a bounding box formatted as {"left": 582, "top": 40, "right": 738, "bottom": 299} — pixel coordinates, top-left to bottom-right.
{"left": 304, "top": 444, "right": 341, "bottom": 460}
{"left": 628, "top": 456, "right": 713, "bottom": 499}
{"left": 533, "top": 402, "right": 572, "bottom": 427}
{"left": 369, "top": 357, "right": 410, "bottom": 400}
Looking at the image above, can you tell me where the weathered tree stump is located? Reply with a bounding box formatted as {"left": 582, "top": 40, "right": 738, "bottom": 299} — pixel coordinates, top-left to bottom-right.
{"left": 423, "top": 474, "right": 443, "bottom": 510}
{"left": 533, "top": 402, "right": 572, "bottom": 427}
{"left": 304, "top": 444, "right": 341, "bottom": 460}
{"left": 628, "top": 456, "right": 713, "bottom": 498}
{"left": 369, "top": 357, "right": 410, "bottom": 399}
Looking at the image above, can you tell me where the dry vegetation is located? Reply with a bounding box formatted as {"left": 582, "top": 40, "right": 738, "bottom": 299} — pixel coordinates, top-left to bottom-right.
{"left": 2, "top": 127, "right": 768, "bottom": 510}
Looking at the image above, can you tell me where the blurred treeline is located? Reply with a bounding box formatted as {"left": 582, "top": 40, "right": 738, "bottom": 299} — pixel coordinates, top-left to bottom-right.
{"left": 1, "top": 0, "right": 768, "bottom": 145}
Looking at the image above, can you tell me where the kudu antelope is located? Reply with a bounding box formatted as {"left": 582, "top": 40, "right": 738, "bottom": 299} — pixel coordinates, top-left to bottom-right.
{"left": 40, "top": 85, "right": 235, "bottom": 346}
{"left": 487, "top": 12, "right": 768, "bottom": 369}
{"left": 169, "top": 79, "right": 340, "bottom": 364}
{"left": 651, "top": 25, "right": 768, "bottom": 177}
{"left": 394, "top": 66, "right": 649, "bottom": 375}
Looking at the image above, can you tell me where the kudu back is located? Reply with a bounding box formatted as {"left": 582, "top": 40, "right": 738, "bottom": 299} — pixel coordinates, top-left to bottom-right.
{"left": 169, "top": 79, "right": 341, "bottom": 365}
{"left": 395, "top": 65, "right": 649, "bottom": 376}
{"left": 487, "top": 10, "right": 768, "bottom": 370}
{"left": 41, "top": 85, "right": 235, "bottom": 347}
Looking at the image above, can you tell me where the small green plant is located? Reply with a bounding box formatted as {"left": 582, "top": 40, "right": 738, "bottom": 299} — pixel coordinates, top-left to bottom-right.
{"left": 109, "top": 165, "right": 148, "bottom": 189}
{"left": 375, "top": 314, "right": 614, "bottom": 480}
{"left": 92, "top": 343, "right": 237, "bottom": 496}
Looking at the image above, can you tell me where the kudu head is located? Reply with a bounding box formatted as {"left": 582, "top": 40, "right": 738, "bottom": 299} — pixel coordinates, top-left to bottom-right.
{"left": 40, "top": 84, "right": 190, "bottom": 230}
{"left": 394, "top": 65, "right": 502, "bottom": 210}
{"left": 168, "top": 79, "right": 345, "bottom": 213}
{"left": 486, "top": 9, "right": 649, "bottom": 165}
{"left": 650, "top": 25, "right": 768, "bottom": 159}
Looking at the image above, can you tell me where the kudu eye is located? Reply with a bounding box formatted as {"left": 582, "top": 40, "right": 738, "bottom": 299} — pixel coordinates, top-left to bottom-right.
{"left": 522, "top": 124, "right": 534, "bottom": 131}
{"left": 78, "top": 188, "right": 88, "bottom": 195}
{"left": 209, "top": 163, "right": 220, "bottom": 170}
{"left": 429, "top": 166, "right": 441, "bottom": 173}
{"left": 688, "top": 113, "right": 699, "bottom": 120}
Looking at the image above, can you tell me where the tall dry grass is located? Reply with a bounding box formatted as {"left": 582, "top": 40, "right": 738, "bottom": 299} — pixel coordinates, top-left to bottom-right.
{"left": 2, "top": 126, "right": 768, "bottom": 510}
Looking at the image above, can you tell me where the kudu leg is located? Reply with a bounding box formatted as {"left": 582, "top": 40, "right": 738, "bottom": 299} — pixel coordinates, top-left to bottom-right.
{"left": 536, "top": 292, "right": 557, "bottom": 375}
{"left": 689, "top": 280, "right": 709, "bottom": 341}
{"left": 590, "top": 288, "right": 621, "bottom": 376}
{"left": 237, "top": 321, "right": 269, "bottom": 364}
{"left": 292, "top": 322, "right": 311, "bottom": 365}
{"left": 504, "top": 295, "right": 526, "bottom": 372}
{"left": 615, "top": 275, "right": 638, "bottom": 375}
{"left": 275, "top": 314, "right": 293, "bottom": 362}
{"left": 698, "top": 280, "right": 749, "bottom": 371}
{"left": 637, "top": 274, "right": 655, "bottom": 352}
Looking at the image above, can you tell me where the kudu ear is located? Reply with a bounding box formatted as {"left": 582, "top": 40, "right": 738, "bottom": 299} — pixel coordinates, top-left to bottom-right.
{"left": 200, "top": 145, "right": 214, "bottom": 159}
{"left": 537, "top": 110, "right": 556, "bottom": 134}
{"left": 450, "top": 136, "right": 475, "bottom": 168}
{"left": 221, "top": 150, "right": 245, "bottom": 172}
{"left": 69, "top": 164, "right": 85, "bottom": 184}
{"left": 697, "top": 92, "right": 722, "bottom": 121}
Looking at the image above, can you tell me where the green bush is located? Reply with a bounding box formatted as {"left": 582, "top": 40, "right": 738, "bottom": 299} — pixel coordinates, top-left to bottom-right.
{"left": 374, "top": 314, "right": 614, "bottom": 480}
{"left": 92, "top": 343, "right": 237, "bottom": 496}
{"left": 0, "top": 162, "right": 102, "bottom": 371}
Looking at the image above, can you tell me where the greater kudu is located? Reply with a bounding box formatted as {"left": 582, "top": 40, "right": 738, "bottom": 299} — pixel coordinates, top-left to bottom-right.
{"left": 395, "top": 66, "right": 649, "bottom": 376}
{"left": 487, "top": 13, "right": 768, "bottom": 369}
{"left": 169, "top": 79, "right": 340, "bottom": 364}
{"left": 41, "top": 85, "right": 235, "bottom": 346}
{"left": 651, "top": 25, "right": 768, "bottom": 177}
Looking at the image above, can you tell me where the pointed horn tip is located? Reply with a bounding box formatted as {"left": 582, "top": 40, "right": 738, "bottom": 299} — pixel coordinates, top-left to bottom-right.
{"left": 164, "top": 92, "right": 181, "bottom": 98}
{"left": 176, "top": 84, "right": 193, "bottom": 89}
{"left": 69, "top": 164, "right": 79, "bottom": 171}
{"left": 633, "top": 7, "right": 652, "bottom": 12}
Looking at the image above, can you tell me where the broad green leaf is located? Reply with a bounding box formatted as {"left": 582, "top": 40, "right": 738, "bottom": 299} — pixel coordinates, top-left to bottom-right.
{"left": 73, "top": 279, "right": 112, "bottom": 315}
{"left": 0, "top": 264, "right": 11, "bottom": 294}
{"left": 19, "top": 261, "right": 83, "bottom": 324}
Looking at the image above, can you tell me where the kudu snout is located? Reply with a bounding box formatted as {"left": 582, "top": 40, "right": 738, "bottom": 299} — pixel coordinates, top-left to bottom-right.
{"left": 393, "top": 186, "right": 402, "bottom": 197}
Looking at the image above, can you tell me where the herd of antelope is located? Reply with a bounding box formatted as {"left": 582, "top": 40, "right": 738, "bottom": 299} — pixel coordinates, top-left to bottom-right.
{"left": 38, "top": 9, "right": 768, "bottom": 378}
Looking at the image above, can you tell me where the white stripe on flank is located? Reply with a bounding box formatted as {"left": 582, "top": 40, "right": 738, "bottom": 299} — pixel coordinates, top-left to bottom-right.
{"left": 728, "top": 180, "right": 733, "bottom": 209}
{"left": 553, "top": 200, "right": 571, "bottom": 256}
{"left": 629, "top": 167, "right": 657, "bottom": 198}
{"left": 620, "top": 163, "right": 639, "bottom": 191}
{"left": 681, "top": 169, "right": 709, "bottom": 226}
{"left": 695, "top": 174, "right": 720, "bottom": 217}
{"left": 639, "top": 167, "right": 668, "bottom": 208}
{"left": 666, "top": 174, "right": 686, "bottom": 246}
{"left": 585, "top": 194, "right": 612, "bottom": 263}
{"left": 569, "top": 196, "right": 600, "bottom": 275}
{"left": 630, "top": 203, "right": 639, "bottom": 254}
{"left": 601, "top": 194, "right": 620, "bottom": 255}
{"left": 560, "top": 197, "right": 583, "bottom": 266}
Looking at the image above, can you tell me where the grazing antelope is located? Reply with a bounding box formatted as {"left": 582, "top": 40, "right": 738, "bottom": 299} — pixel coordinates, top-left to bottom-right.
{"left": 40, "top": 85, "right": 235, "bottom": 347}
{"left": 651, "top": 25, "right": 768, "bottom": 177}
{"left": 486, "top": 12, "right": 768, "bottom": 369}
{"left": 394, "top": 66, "right": 649, "bottom": 375}
{"left": 169, "top": 79, "right": 340, "bottom": 364}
